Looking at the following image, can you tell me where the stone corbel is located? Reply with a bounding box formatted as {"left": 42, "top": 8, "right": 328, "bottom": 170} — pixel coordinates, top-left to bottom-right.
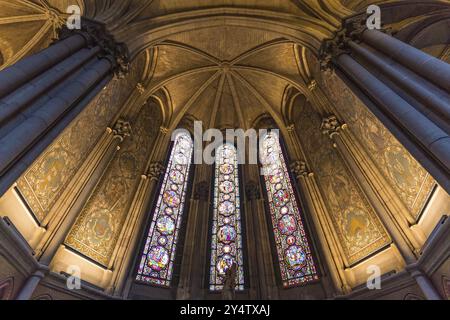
{"left": 159, "top": 127, "right": 169, "bottom": 135}
{"left": 319, "top": 15, "right": 368, "bottom": 71}
{"left": 57, "top": 18, "right": 130, "bottom": 77}
{"left": 286, "top": 124, "right": 295, "bottom": 133}
{"left": 136, "top": 83, "right": 145, "bottom": 95}
{"left": 111, "top": 119, "right": 132, "bottom": 142}
{"left": 290, "top": 160, "right": 313, "bottom": 179}
{"left": 320, "top": 115, "right": 347, "bottom": 140}
{"left": 143, "top": 162, "right": 165, "bottom": 181}
{"left": 307, "top": 80, "right": 317, "bottom": 92}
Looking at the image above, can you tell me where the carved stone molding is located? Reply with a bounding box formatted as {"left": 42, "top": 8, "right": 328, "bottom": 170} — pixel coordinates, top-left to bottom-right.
{"left": 193, "top": 181, "right": 210, "bottom": 201}
{"left": 307, "top": 80, "right": 317, "bottom": 91}
{"left": 286, "top": 124, "right": 295, "bottom": 133}
{"left": 290, "top": 160, "right": 313, "bottom": 179}
{"left": 320, "top": 115, "right": 345, "bottom": 139}
{"left": 136, "top": 83, "right": 145, "bottom": 95}
{"left": 245, "top": 181, "right": 261, "bottom": 200}
{"left": 112, "top": 119, "right": 132, "bottom": 141}
{"left": 58, "top": 18, "right": 130, "bottom": 77}
{"left": 319, "top": 15, "right": 368, "bottom": 71}
{"left": 144, "top": 162, "right": 165, "bottom": 181}
{"left": 160, "top": 127, "right": 169, "bottom": 135}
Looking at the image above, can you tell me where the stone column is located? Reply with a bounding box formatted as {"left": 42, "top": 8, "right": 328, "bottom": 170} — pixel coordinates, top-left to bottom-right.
{"left": 15, "top": 267, "right": 48, "bottom": 300}
{"left": 286, "top": 123, "right": 351, "bottom": 295}
{"left": 244, "top": 181, "right": 262, "bottom": 299}
{"left": 0, "top": 19, "right": 129, "bottom": 197}
{"left": 320, "top": 17, "right": 450, "bottom": 193}
{"left": 37, "top": 119, "right": 132, "bottom": 264}
{"left": 245, "top": 165, "right": 279, "bottom": 299}
{"left": 0, "top": 34, "right": 87, "bottom": 98}
{"left": 108, "top": 161, "right": 165, "bottom": 296}
{"left": 177, "top": 179, "right": 209, "bottom": 299}
{"left": 290, "top": 159, "right": 351, "bottom": 295}
{"left": 360, "top": 29, "right": 450, "bottom": 93}
{"left": 406, "top": 265, "right": 442, "bottom": 300}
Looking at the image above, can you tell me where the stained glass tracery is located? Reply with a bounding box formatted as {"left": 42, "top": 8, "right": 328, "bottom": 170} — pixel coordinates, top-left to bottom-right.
{"left": 209, "top": 144, "right": 245, "bottom": 291}
{"left": 261, "top": 132, "right": 319, "bottom": 287}
{"left": 136, "top": 132, "right": 193, "bottom": 287}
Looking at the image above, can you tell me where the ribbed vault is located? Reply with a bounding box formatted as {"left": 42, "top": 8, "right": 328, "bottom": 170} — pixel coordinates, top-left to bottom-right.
{"left": 142, "top": 31, "right": 312, "bottom": 135}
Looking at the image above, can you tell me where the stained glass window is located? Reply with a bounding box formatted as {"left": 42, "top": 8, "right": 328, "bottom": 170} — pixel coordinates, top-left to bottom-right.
{"left": 209, "top": 144, "right": 245, "bottom": 291}
{"left": 136, "top": 132, "right": 193, "bottom": 287}
{"left": 260, "top": 132, "right": 319, "bottom": 287}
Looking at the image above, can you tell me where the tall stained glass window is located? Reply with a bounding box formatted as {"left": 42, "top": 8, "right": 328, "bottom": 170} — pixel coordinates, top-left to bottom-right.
{"left": 260, "top": 132, "right": 319, "bottom": 287}
{"left": 209, "top": 144, "right": 245, "bottom": 291}
{"left": 136, "top": 132, "right": 193, "bottom": 287}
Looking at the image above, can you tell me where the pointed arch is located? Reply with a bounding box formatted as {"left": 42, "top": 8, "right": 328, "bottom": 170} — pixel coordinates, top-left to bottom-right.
{"left": 136, "top": 131, "right": 194, "bottom": 287}
{"left": 260, "top": 131, "right": 319, "bottom": 287}
{"left": 209, "top": 143, "right": 245, "bottom": 291}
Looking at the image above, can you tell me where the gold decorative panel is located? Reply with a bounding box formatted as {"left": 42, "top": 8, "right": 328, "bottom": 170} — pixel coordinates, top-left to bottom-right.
{"left": 65, "top": 103, "right": 162, "bottom": 266}
{"left": 293, "top": 102, "right": 391, "bottom": 266}
{"left": 320, "top": 73, "right": 436, "bottom": 220}
{"left": 16, "top": 54, "right": 146, "bottom": 223}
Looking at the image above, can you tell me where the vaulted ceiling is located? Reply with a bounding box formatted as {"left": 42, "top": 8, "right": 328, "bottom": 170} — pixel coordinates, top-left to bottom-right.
{"left": 2, "top": 0, "right": 449, "bottom": 132}
{"left": 148, "top": 31, "right": 310, "bottom": 131}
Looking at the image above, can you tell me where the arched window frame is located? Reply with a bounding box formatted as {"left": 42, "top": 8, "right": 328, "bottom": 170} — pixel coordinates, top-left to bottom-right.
{"left": 135, "top": 131, "right": 194, "bottom": 288}
{"left": 207, "top": 143, "right": 246, "bottom": 292}
{"left": 259, "top": 130, "right": 319, "bottom": 288}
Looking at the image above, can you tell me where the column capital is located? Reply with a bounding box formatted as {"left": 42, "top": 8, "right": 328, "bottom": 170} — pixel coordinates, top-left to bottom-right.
{"left": 160, "top": 127, "right": 169, "bottom": 135}
{"left": 320, "top": 115, "right": 346, "bottom": 139}
{"left": 245, "top": 181, "right": 261, "bottom": 201}
{"left": 307, "top": 80, "right": 317, "bottom": 92}
{"left": 142, "top": 162, "right": 165, "bottom": 181}
{"left": 111, "top": 119, "right": 132, "bottom": 141}
{"left": 193, "top": 181, "right": 210, "bottom": 201}
{"left": 286, "top": 124, "right": 295, "bottom": 132}
{"left": 319, "top": 15, "right": 368, "bottom": 71}
{"left": 136, "top": 83, "right": 145, "bottom": 95}
{"left": 58, "top": 18, "right": 130, "bottom": 77}
{"left": 290, "top": 160, "right": 313, "bottom": 179}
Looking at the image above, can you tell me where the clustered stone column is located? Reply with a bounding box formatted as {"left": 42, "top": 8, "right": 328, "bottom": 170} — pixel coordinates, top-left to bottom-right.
{"left": 177, "top": 179, "right": 209, "bottom": 299}
{"left": 290, "top": 159, "right": 352, "bottom": 295}
{"left": 320, "top": 15, "right": 450, "bottom": 193}
{"left": 0, "top": 19, "right": 129, "bottom": 196}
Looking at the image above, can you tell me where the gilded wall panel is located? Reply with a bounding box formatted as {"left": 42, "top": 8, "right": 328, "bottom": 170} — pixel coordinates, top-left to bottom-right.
{"left": 319, "top": 73, "right": 435, "bottom": 220}
{"left": 64, "top": 103, "right": 162, "bottom": 266}
{"left": 293, "top": 101, "right": 391, "bottom": 265}
{"left": 16, "top": 54, "right": 146, "bottom": 223}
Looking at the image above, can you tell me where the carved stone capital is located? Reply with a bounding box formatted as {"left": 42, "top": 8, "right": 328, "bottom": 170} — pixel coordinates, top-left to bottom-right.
{"left": 58, "top": 18, "right": 130, "bottom": 77}
{"left": 112, "top": 119, "right": 132, "bottom": 141}
{"left": 160, "top": 127, "right": 169, "bottom": 135}
{"left": 319, "top": 15, "right": 368, "bottom": 71}
{"left": 193, "top": 181, "right": 209, "bottom": 201}
{"left": 290, "top": 161, "right": 313, "bottom": 179}
{"left": 286, "top": 124, "right": 295, "bottom": 133}
{"left": 145, "top": 162, "right": 165, "bottom": 181}
{"left": 136, "top": 83, "right": 145, "bottom": 95}
{"left": 321, "top": 115, "right": 345, "bottom": 139}
{"left": 307, "top": 80, "right": 317, "bottom": 91}
{"left": 245, "top": 181, "right": 261, "bottom": 200}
